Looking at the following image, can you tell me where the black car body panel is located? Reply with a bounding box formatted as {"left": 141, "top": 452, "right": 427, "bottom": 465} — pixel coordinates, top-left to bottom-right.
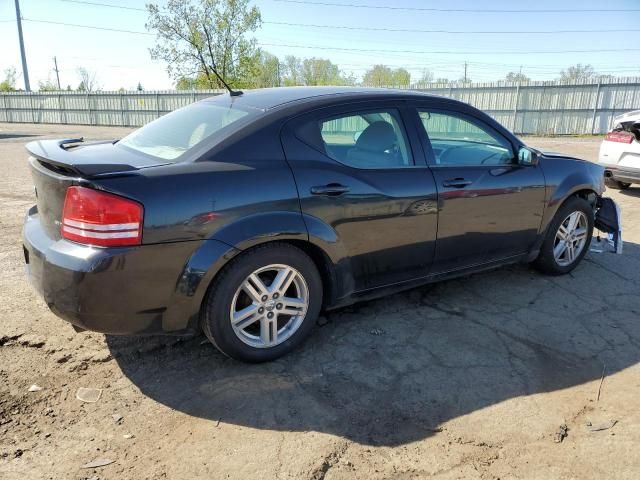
{"left": 26, "top": 139, "right": 172, "bottom": 176}
{"left": 22, "top": 87, "right": 610, "bottom": 335}
{"left": 24, "top": 204, "right": 241, "bottom": 334}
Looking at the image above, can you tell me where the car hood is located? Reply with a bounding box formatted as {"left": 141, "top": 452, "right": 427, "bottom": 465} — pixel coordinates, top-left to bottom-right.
{"left": 540, "top": 151, "right": 589, "bottom": 162}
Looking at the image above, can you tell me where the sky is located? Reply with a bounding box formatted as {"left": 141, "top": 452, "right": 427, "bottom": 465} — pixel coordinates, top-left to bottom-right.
{"left": 1, "top": 0, "right": 639, "bottom": 91}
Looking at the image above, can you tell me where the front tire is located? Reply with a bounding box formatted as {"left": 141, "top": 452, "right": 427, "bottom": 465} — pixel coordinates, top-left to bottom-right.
{"left": 534, "top": 196, "right": 594, "bottom": 275}
{"left": 605, "top": 178, "right": 631, "bottom": 190}
{"left": 202, "top": 243, "right": 322, "bottom": 362}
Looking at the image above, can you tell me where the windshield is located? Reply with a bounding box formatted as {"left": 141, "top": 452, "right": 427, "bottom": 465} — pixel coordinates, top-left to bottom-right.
{"left": 117, "top": 102, "right": 253, "bottom": 161}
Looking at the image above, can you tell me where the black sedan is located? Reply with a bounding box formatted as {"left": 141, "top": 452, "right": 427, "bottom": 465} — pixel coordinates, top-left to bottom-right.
{"left": 23, "top": 87, "right": 618, "bottom": 362}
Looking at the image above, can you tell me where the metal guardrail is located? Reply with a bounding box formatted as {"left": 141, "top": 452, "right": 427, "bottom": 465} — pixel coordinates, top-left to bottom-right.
{"left": 1, "top": 78, "right": 639, "bottom": 134}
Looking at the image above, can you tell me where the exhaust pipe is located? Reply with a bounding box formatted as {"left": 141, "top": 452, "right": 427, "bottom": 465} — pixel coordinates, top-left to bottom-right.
{"left": 604, "top": 170, "right": 613, "bottom": 178}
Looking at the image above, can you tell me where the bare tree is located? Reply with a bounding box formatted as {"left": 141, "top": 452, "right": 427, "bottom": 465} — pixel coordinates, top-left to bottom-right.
{"left": 505, "top": 71, "right": 530, "bottom": 83}
{"left": 146, "top": 0, "right": 261, "bottom": 89}
{"left": 559, "top": 64, "right": 596, "bottom": 82}
{"left": 76, "top": 67, "right": 99, "bottom": 92}
{"left": 418, "top": 69, "right": 434, "bottom": 85}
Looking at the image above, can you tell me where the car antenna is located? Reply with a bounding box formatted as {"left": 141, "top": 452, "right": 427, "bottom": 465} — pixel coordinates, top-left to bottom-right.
{"left": 211, "top": 69, "right": 243, "bottom": 97}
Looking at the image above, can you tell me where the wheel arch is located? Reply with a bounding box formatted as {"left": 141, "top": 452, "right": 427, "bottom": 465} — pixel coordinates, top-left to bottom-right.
{"left": 190, "top": 239, "right": 344, "bottom": 329}
{"left": 542, "top": 176, "right": 600, "bottom": 234}
{"left": 529, "top": 187, "right": 599, "bottom": 261}
{"left": 176, "top": 212, "right": 355, "bottom": 331}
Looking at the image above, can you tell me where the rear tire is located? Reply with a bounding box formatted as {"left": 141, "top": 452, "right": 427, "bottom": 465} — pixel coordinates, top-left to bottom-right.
{"left": 605, "top": 178, "right": 631, "bottom": 190}
{"left": 533, "top": 196, "right": 594, "bottom": 275}
{"left": 201, "top": 243, "right": 322, "bottom": 363}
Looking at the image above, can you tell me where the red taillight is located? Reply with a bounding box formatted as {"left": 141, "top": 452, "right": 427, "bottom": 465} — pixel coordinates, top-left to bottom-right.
{"left": 604, "top": 131, "right": 634, "bottom": 144}
{"left": 61, "top": 186, "right": 143, "bottom": 247}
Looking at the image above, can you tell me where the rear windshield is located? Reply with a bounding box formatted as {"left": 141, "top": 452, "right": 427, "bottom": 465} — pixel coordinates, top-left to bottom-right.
{"left": 117, "top": 102, "right": 254, "bottom": 161}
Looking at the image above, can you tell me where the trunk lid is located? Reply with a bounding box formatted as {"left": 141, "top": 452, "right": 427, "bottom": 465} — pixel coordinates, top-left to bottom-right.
{"left": 26, "top": 138, "right": 168, "bottom": 240}
{"left": 26, "top": 138, "right": 171, "bottom": 176}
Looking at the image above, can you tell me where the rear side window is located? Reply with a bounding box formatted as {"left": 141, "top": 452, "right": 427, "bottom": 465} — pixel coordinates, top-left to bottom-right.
{"left": 118, "top": 102, "right": 254, "bottom": 161}
{"left": 418, "top": 110, "right": 513, "bottom": 166}
{"left": 296, "top": 109, "right": 413, "bottom": 168}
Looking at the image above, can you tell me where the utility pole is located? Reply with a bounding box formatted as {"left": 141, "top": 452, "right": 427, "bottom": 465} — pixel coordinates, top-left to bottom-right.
{"left": 14, "top": 0, "right": 30, "bottom": 91}
{"left": 463, "top": 61, "right": 468, "bottom": 83}
{"left": 53, "top": 56, "right": 61, "bottom": 89}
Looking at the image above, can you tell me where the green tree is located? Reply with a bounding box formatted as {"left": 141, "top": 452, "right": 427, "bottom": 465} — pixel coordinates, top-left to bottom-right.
{"left": 282, "top": 55, "right": 303, "bottom": 86}
{"left": 559, "top": 64, "right": 596, "bottom": 82}
{"left": 175, "top": 74, "right": 210, "bottom": 90}
{"left": 234, "top": 49, "right": 281, "bottom": 88}
{"left": 38, "top": 79, "right": 59, "bottom": 91}
{"left": 301, "top": 58, "right": 349, "bottom": 86}
{"left": 362, "top": 65, "right": 410, "bottom": 87}
{"left": 146, "top": 0, "right": 261, "bottom": 89}
{"left": 0, "top": 67, "right": 17, "bottom": 92}
{"left": 505, "top": 71, "right": 530, "bottom": 83}
{"left": 252, "top": 51, "right": 280, "bottom": 88}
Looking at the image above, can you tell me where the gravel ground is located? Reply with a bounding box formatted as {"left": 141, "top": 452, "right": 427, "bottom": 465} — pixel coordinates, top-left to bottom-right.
{"left": 1, "top": 123, "right": 639, "bottom": 480}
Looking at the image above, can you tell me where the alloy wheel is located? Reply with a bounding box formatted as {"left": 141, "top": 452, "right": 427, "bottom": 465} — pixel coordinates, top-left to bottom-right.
{"left": 229, "top": 264, "right": 309, "bottom": 348}
{"left": 553, "top": 211, "right": 589, "bottom": 267}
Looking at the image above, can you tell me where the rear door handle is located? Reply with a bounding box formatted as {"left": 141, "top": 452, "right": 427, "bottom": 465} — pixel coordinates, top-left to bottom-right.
{"left": 442, "top": 178, "right": 473, "bottom": 188}
{"left": 310, "top": 184, "right": 350, "bottom": 196}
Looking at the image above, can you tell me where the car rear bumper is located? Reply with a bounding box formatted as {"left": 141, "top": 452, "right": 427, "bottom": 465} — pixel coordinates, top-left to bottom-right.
{"left": 22, "top": 206, "right": 236, "bottom": 335}
{"left": 603, "top": 165, "right": 640, "bottom": 184}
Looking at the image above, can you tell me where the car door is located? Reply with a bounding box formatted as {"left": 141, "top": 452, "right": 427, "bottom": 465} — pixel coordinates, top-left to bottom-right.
{"left": 413, "top": 106, "right": 546, "bottom": 274}
{"left": 281, "top": 102, "right": 438, "bottom": 292}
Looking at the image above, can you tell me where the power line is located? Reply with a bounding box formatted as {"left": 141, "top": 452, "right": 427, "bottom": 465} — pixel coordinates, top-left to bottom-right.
{"left": 60, "top": 0, "right": 146, "bottom": 11}
{"left": 271, "top": 0, "right": 640, "bottom": 13}
{"left": 261, "top": 42, "right": 640, "bottom": 56}
{"left": 50, "top": 0, "right": 638, "bottom": 34}
{"left": 23, "top": 18, "right": 154, "bottom": 35}
{"left": 21, "top": 18, "right": 640, "bottom": 56}
{"left": 264, "top": 20, "right": 640, "bottom": 35}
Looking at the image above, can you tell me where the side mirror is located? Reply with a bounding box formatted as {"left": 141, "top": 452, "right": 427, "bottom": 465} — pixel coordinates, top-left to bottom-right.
{"left": 518, "top": 146, "right": 539, "bottom": 166}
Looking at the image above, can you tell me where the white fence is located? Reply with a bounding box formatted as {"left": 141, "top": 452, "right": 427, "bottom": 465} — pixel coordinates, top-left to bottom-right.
{"left": 1, "top": 78, "right": 640, "bottom": 134}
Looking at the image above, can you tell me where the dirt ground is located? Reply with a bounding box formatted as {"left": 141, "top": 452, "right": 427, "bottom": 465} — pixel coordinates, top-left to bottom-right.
{"left": 1, "top": 123, "right": 639, "bottom": 480}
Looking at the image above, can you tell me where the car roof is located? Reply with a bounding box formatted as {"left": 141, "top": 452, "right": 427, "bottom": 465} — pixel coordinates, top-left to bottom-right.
{"left": 203, "top": 86, "right": 440, "bottom": 111}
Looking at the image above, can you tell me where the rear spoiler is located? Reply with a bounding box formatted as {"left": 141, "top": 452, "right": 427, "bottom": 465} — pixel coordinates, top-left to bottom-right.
{"left": 25, "top": 138, "right": 167, "bottom": 177}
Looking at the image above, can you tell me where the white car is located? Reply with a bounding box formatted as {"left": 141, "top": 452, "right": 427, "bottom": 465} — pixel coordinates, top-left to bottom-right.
{"left": 598, "top": 110, "right": 640, "bottom": 189}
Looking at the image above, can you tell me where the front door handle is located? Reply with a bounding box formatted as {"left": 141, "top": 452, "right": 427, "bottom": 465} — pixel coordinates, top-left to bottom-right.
{"left": 310, "top": 184, "right": 350, "bottom": 196}
{"left": 442, "top": 178, "right": 473, "bottom": 188}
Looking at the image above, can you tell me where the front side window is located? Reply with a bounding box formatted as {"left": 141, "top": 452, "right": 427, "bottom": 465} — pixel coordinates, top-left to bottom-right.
{"left": 118, "top": 102, "right": 254, "bottom": 161}
{"left": 297, "top": 109, "right": 413, "bottom": 168}
{"left": 418, "top": 110, "right": 513, "bottom": 166}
